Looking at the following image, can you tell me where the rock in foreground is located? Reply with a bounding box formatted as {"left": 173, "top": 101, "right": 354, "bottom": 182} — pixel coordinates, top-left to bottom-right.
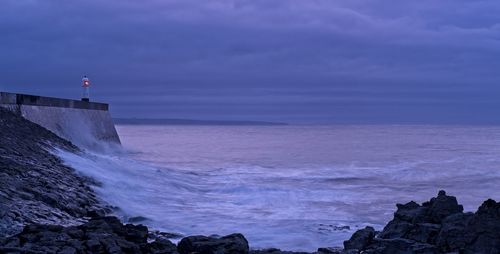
{"left": 178, "top": 233, "right": 249, "bottom": 254}
{"left": 0, "top": 216, "right": 254, "bottom": 254}
{"left": 2, "top": 191, "right": 499, "bottom": 254}
{"left": 344, "top": 190, "right": 500, "bottom": 254}
{"left": 0, "top": 216, "right": 178, "bottom": 254}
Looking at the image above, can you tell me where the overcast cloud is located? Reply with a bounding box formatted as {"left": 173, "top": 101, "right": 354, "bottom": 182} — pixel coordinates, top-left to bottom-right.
{"left": 1, "top": 0, "right": 500, "bottom": 123}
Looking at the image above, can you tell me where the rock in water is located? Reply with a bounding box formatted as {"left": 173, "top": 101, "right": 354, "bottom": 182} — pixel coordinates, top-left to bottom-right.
{"left": 178, "top": 233, "right": 249, "bottom": 254}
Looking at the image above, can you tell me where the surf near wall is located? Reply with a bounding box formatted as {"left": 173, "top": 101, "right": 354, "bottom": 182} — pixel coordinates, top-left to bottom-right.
{"left": 0, "top": 92, "right": 120, "bottom": 149}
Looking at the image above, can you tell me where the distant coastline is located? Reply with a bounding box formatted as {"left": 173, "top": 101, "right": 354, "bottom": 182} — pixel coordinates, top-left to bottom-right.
{"left": 114, "top": 118, "right": 288, "bottom": 126}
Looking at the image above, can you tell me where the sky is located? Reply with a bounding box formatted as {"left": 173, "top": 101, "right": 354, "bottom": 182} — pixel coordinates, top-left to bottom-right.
{"left": 1, "top": 0, "right": 500, "bottom": 123}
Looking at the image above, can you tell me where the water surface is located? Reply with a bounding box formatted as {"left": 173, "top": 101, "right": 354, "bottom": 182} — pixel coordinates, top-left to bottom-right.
{"left": 59, "top": 125, "right": 500, "bottom": 251}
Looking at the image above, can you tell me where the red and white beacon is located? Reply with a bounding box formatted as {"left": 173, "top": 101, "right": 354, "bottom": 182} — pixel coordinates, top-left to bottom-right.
{"left": 82, "top": 76, "right": 90, "bottom": 102}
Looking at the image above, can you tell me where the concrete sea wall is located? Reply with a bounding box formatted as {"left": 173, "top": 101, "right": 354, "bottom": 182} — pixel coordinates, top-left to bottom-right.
{"left": 0, "top": 92, "right": 120, "bottom": 147}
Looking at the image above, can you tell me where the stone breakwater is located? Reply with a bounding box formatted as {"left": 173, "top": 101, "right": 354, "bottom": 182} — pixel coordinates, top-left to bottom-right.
{"left": 1, "top": 107, "right": 500, "bottom": 253}
{"left": 0, "top": 92, "right": 121, "bottom": 147}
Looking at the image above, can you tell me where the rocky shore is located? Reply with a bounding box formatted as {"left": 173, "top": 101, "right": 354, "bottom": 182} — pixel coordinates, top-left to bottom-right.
{"left": 1, "top": 107, "right": 500, "bottom": 253}
{"left": 0, "top": 107, "right": 108, "bottom": 238}
{"left": 1, "top": 191, "right": 499, "bottom": 254}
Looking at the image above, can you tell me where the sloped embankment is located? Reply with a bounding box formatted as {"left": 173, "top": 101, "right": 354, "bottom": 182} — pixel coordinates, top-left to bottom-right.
{"left": 0, "top": 107, "right": 107, "bottom": 237}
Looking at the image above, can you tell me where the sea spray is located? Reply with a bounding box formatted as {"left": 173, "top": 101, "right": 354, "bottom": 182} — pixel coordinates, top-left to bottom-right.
{"left": 55, "top": 148, "right": 367, "bottom": 251}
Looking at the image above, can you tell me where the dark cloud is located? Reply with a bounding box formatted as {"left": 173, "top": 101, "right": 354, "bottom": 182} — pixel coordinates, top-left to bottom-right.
{"left": 1, "top": 0, "right": 500, "bottom": 123}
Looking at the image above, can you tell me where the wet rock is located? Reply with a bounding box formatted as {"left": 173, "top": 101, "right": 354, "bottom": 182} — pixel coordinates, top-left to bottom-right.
{"left": 379, "top": 190, "right": 464, "bottom": 242}
{"left": 124, "top": 224, "right": 149, "bottom": 244}
{"left": 178, "top": 233, "right": 249, "bottom": 254}
{"left": 343, "top": 226, "right": 375, "bottom": 250}
{"left": 394, "top": 201, "right": 428, "bottom": 223}
{"left": 317, "top": 247, "right": 350, "bottom": 254}
{"left": 85, "top": 239, "right": 102, "bottom": 252}
{"left": 318, "top": 224, "right": 350, "bottom": 233}
{"left": 59, "top": 246, "right": 78, "bottom": 254}
{"left": 86, "top": 209, "right": 106, "bottom": 218}
{"left": 149, "top": 230, "right": 184, "bottom": 241}
{"left": 250, "top": 248, "right": 284, "bottom": 254}
{"left": 405, "top": 223, "right": 440, "bottom": 244}
{"left": 462, "top": 199, "right": 500, "bottom": 254}
{"left": 364, "top": 238, "right": 440, "bottom": 254}
{"left": 378, "top": 219, "right": 413, "bottom": 239}
{"left": 0, "top": 216, "right": 175, "bottom": 254}
{"left": 65, "top": 226, "right": 84, "bottom": 239}
{"left": 147, "top": 239, "right": 178, "bottom": 254}
{"left": 347, "top": 191, "right": 500, "bottom": 254}
{"left": 378, "top": 201, "right": 425, "bottom": 239}
{"left": 250, "top": 249, "right": 312, "bottom": 254}
{"left": 435, "top": 212, "right": 472, "bottom": 252}
{"left": 0, "top": 107, "right": 109, "bottom": 237}
{"left": 423, "top": 190, "right": 463, "bottom": 224}
{"left": 128, "top": 216, "right": 150, "bottom": 223}
{"left": 0, "top": 237, "right": 20, "bottom": 248}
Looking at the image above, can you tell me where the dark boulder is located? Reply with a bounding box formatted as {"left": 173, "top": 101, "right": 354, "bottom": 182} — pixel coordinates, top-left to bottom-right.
{"left": 378, "top": 201, "right": 424, "bottom": 239}
{"left": 343, "top": 226, "right": 375, "bottom": 250}
{"left": 80, "top": 216, "right": 124, "bottom": 234}
{"left": 365, "top": 238, "right": 438, "bottom": 254}
{"left": 146, "top": 239, "right": 179, "bottom": 254}
{"left": 124, "top": 224, "right": 149, "bottom": 244}
{"left": 379, "top": 190, "right": 463, "bottom": 241}
{"left": 86, "top": 209, "right": 106, "bottom": 218}
{"left": 405, "top": 223, "right": 440, "bottom": 244}
{"left": 361, "top": 190, "right": 500, "bottom": 253}
{"left": 250, "top": 248, "right": 283, "bottom": 254}
{"left": 435, "top": 212, "right": 472, "bottom": 252}
{"left": 462, "top": 199, "right": 500, "bottom": 254}
{"left": 317, "top": 247, "right": 357, "bottom": 254}
{"left": 22, "top": 224, "right": 64, "bottom": 234}
{"left": 317, "top": 247, "right": 344, "bottom": 254}
{"left": 0, "top": 216, "right": 178, "bottom": 254}
{"left": 178, "top": 233, "right": 249, "bottom": 254}
{"left": 250, "top": 248, "right": 313, "bottom": 254}
{"left": 378, "top": 219, "right": 414, "bottom": 239}
{"left": 394, "top": 201, "right": 428, "bottom": 223}
{"left": 423, "top": 190, "right": 463, "bottom": 224}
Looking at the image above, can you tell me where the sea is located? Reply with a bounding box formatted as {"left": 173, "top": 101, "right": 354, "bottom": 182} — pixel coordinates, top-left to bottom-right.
{"left": 57, "top": 124, "right": 500, "bottom": 251}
